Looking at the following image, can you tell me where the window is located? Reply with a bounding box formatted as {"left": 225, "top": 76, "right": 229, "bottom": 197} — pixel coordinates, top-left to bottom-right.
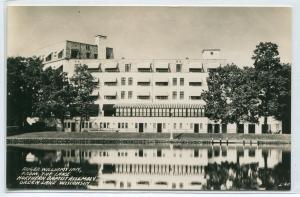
{"left": 121, "top": 91, "right": 125, "bottom": 99}
{"left": 157, "top": 150, "right": 162, "bottom": 157}
{"left": 155, "top": 109, "right": 159, "bottom": 117}
{"left": 183, "top": 109, "right": 186, "bottom": 116}
{"left": 125, "top": 64, "right": 131, "bottom": 72}
{"left": 70, "top": 49, "right": 79, "bottom": 59}
{"left": 173, "top": 123, "right": 176, "bottom": 129}
{"left": 86, "top": 52, "right": 90, "bottom": 58}
{"left": 45, "top": 54, "right": 52, "bottom": 61}
{"left": 172, "top": 91, "right": 177, "bottom": 99}
{"left": 163, "top": 123, "right": 166, "bottom": 129}
{"left": 58, "top": 50, "right": 63, "bottom": 59}
{"left": 128, "top": 91, "right": 133, "bottom": 99}
{"left": 180, "top": 78, "right": 184, "bottom": 86}
{"left": 249, "top": 149, "right": 256, "bottom": 157}
{"left": 86, "top": 45, "right": 90, "bottom": 50}
{"left": 94, "top": 54, "right": 98, "bottom": 59}
{"left": 176, "top": 64, "right": 182, "bottom": 72}
{"left": 173, "top": 78, "right": 177, "bottom": 86}
{"left": 128, "top": 77, "right": 133, "bottom": 85}
{"left": 121, "top": 77, "right": 126, "bottom": 85}
{"left": 147, "top": 109, "right": 151, "bottom": 116}
{"left": 180, "top": 91, "right": 184, "bottom": 100}
{"left": 106, "top": 47, "right": 114, "bottom": 59}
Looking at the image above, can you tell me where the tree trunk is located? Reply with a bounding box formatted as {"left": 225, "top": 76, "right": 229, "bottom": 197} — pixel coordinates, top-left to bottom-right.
{"left": 264, "top": 116, "right": 268, "bottom": 125}
{"left": 61, "top": 117, "right": 65, "bottom": 132}
{"left": 79, "top": 116, "right": 82, "bottom": 132}
{"left": 263, "top": 116, "right": 268, "bottom": 134}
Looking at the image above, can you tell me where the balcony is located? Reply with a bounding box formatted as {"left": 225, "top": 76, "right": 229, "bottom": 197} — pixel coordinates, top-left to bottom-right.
{"left": 104, "top": 95, "right": 117, "bottom": 100}
{"left": 156, "top": 96, "right": 168, "bottom": 100}
{"left": 87, "top": 64, "right": 101, "bottom": 72}
{"left": 137, "top": 81, "right": 151, "bottom": 86}
{"left": 189, "top": 82, "right": 202, "bottom": 86}
{"left": 155, "top": 82, "right": 169, "bottom": 86}
{"left": 104, "top": 67, "right": 119, "bottom": 72}
{"left": 189, "top": 68, "right": 204, "bottom": 73}
{"left": 104, "top": 80, "right": 117, "bottom": 86}
{"left": 138, "top": 68, "right": 152, "bottom": 72}
{"left": 190, "top": 96, "right": 201, "bottom": 100}
{"left": 155, "top": 68, "right": 170, "bottom": 72}
{"left": 137, "top": 95, "right": 151, "bottom": 100}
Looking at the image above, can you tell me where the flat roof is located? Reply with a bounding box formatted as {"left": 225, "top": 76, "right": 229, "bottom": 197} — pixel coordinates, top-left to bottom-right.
{"left": 202, "top": 49, "right": 221, "bottom": 53}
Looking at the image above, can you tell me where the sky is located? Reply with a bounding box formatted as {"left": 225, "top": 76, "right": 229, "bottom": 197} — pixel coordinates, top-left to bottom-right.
{"left": 7, "top": 6, "right": 292, "bottom": 67}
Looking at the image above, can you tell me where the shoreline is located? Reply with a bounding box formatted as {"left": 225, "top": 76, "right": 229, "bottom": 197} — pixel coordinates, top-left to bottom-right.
{"left": 7, "top": 131, "right": 291, "bottom": 145}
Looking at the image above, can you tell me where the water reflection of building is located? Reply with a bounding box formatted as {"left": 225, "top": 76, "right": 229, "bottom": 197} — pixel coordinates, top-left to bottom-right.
{"left": 59, "top": 146, "right": 282, "bottom": 189}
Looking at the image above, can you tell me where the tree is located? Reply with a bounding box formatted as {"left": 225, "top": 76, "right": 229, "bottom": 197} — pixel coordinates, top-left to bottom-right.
{"left": 252, "top": 42, "right": 290, "bottom": 133}
{"left": 273, "top": 63, "right": 291, "bottom": 133}
{"left": 34, "top": 67, "right": 76, "bottom": 131}
{"left": 70, "top": 64, "right": 97, "bottom": 132}
{"left": 7, "top": 57, "right": 43, "bottom": 128}
{"left": 201, "top": 64, "right": 260, "bottom": 130}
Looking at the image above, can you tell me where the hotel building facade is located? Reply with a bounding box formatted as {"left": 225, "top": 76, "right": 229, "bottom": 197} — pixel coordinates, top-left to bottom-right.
{"left": 38, "top": 35, "right": 282, "bottom": 134}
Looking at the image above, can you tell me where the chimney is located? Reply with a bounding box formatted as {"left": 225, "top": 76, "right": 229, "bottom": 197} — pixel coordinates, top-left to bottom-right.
{"left": 95, "top": 35, "right": 107, "bottom": 59}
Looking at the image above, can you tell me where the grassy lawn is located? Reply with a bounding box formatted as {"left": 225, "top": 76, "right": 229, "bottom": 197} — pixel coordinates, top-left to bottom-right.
{"left": 7, "top": 131, "right": 291, "bottom": 142}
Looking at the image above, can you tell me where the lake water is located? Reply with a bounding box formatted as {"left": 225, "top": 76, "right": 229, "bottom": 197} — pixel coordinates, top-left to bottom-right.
{"left": 7, "top": 144, "right": 290, "bottom": 191}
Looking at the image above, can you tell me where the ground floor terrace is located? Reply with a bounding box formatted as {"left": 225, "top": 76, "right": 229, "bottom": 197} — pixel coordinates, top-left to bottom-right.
{"left": 63, "top": 116, "right": 282, "bottom": 134}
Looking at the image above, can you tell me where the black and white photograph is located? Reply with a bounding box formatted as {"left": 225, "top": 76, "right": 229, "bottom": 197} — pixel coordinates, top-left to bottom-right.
{"left": 5, "top": 6, "right": 292, "bottom": 191}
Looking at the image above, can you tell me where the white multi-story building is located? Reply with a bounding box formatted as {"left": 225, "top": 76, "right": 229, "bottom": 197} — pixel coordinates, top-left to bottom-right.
{"left": 38, "top": 35, "right": 282, "bottom": 134}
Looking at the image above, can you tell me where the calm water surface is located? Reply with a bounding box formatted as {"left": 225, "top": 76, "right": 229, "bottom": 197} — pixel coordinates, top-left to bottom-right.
{"left": 7, "top": 144, "right": 290, "bottom": 191}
